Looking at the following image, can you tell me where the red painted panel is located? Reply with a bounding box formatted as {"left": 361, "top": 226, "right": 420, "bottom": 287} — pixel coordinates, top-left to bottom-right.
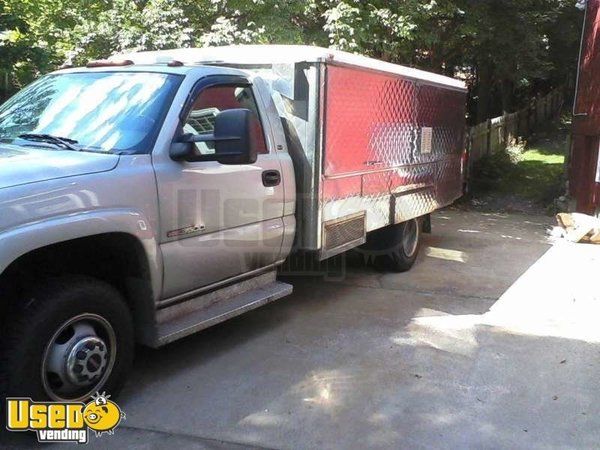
{"left": 361, "top": 171, "right": 392, "bottom": 196}
{"left": 322, "top": 176, "right": 361, "bottom": 201}
{"left": 323, "top": 65, "right": 415, "bottom": 176}
{"left": 417, "top": 85, "right": 466, "bottom": 129}
{"left": 417, "top": 84, "right": 466, "bottom": 161}
{"left": 322, "top": 64, "right": 466, "bottom": 204}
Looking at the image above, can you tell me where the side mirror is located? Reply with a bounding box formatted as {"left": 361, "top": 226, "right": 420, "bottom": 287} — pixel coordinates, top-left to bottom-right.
{"left": 170, "top": 108, "right": 258, "bottom": 165}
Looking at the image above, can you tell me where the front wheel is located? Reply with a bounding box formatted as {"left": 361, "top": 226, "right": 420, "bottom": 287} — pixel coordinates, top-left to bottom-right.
{"left": 1, "top": 276, "right": 134, "bottom": 402}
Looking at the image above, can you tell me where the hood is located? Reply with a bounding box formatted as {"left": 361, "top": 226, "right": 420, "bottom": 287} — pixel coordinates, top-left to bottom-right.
{"left": 0, "top": 144, "right": 119, "bottom": 189}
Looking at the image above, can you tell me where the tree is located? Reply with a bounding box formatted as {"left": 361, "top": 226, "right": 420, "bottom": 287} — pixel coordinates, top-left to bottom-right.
{"left": 0, "top": 0, "right": 585, "bottom": 121}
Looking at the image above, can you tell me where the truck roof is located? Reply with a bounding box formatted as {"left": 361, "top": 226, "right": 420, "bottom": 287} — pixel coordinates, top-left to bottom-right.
{"left": 54, "top": 63, "right": 247, "bottom": 78}
{"left": 111, "top": 45, "right": 467, "bottom": 91}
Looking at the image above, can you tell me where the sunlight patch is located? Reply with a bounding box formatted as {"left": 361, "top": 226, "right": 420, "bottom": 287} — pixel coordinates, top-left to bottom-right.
{"left": 425, "top": 246, "right": 468, "bottom": 263}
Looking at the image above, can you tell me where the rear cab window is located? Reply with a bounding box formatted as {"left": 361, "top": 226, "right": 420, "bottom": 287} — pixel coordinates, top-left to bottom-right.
{"left": 184, "top": 85, "right": 268, "bottom": 156}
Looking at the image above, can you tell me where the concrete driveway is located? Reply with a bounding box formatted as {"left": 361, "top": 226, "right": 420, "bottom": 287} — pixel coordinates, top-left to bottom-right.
{"left": 5, "top": 209, "right": 600, "bottom": 449}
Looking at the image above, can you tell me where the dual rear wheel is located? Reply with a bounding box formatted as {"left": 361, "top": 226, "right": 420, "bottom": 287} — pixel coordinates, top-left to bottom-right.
{"left": 356, "top": 217, "right": 422, "bottom": 272}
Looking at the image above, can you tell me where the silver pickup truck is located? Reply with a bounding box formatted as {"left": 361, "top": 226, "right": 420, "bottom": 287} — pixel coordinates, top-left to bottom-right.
{"left": 0, "top": 45, "right": 466, "bottom": 402}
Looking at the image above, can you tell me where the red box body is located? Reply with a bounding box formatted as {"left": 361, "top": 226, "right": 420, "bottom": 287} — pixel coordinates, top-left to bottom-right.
{"left": 321, "top": 64, "right": 466, "bottom": 222}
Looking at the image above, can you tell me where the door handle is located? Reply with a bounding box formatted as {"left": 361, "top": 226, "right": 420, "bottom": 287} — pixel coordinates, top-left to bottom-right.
{"left": 262, "top": 170, "right": 281, "bottom": 187}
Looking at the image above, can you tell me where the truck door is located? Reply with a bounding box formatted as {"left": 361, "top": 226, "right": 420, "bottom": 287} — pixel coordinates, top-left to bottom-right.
{"left": 153, "top": 75, "right": 286, "bottom": 299}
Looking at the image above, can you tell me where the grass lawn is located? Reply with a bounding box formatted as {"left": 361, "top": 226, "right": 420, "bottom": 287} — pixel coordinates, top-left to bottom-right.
{"left": 499, "top": 145, "right": 566, "bottom": 202}
{"left": 471, "top": 119, "right": 569, "bottom": 209}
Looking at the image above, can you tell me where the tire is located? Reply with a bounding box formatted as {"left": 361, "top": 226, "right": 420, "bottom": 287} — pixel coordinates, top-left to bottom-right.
{"left": 381, "top": 218, "right": 421, "bottom": 272}
{"left": 358, "top": 218, "right": 421, "bottom": 273}
{"left": 0, "top": 276, "right": 134, "bottom": 402}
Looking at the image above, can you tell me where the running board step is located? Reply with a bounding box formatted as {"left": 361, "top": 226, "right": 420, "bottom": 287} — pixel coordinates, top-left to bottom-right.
{"left": 154, "top": 271, "right": 292, "bottom": 346}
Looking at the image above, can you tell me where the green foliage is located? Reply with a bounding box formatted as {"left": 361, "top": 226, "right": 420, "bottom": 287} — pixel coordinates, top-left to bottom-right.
{"left": 67, "top": 0, "right": 193, "bottom": 63}
{"left": 471, "top": 126, "right": 568, "bottom": 205}
{"left": 470, "top": 149, "right": 516, "bottom": 192}
{"left": 0, "top": 0, "right": 585, "bottom": 118}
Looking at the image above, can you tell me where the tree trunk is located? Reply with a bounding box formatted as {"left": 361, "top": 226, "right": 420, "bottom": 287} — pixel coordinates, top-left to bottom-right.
{"left": 501, "top": 79, "right": 514, "bottom": 114}
{"left": 476, "top": 62, "right": 493, "bottom": 123}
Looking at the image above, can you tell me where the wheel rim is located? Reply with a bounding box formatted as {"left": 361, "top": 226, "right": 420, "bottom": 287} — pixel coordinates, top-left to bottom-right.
{"left": 41, "top": 313, "right": 116, "bottom": 401}
{"left": 402, "top": 219, "right": 419, "bottom": 257}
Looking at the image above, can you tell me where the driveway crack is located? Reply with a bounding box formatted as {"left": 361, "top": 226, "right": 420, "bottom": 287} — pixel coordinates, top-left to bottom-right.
{"left": 119, "top": 424, "right": 281, "bottom": 450}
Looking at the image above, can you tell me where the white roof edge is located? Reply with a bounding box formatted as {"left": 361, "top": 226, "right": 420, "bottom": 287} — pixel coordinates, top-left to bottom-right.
{"left": 112, "top": 45, "right": 467, "bottom": 91}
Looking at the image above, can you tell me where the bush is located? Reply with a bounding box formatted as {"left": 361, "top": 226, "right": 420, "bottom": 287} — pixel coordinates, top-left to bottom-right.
{"left": 470, "top": 150, "right": 514, "bottom": 192}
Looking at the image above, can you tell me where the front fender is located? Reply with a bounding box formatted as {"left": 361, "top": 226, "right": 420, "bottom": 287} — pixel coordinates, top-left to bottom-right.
{"left": 0, "top": 208, "right": 163, "bottom": 302}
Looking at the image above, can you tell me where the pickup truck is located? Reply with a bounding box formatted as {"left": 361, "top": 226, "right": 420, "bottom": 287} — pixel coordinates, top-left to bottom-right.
{"left": 0, "top": 45, "right": 466, "bottom": 402}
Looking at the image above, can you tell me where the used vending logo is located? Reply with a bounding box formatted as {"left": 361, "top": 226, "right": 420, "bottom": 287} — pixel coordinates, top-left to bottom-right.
{"left": 6, "top": 392, "right": 125, "bottom": 444}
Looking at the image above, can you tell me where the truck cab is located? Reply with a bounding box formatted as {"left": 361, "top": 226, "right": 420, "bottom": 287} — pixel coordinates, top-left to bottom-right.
{"left": 0, "top": 63, "right": 296, "bottom": 401}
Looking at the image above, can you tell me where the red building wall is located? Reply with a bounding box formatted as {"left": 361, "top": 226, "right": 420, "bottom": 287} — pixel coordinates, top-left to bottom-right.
{"left": 572, "top": 0, "right": 600, "bottom": 213}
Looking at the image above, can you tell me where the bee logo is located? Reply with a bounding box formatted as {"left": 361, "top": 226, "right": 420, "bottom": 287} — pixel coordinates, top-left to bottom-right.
{"left": 82, "top": 392, "right": 125, "bottom": 437}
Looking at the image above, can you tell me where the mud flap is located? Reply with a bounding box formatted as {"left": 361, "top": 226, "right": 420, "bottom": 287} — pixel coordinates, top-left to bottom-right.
{"left": 421, "top": 214, "right": 432, "bottom": 234}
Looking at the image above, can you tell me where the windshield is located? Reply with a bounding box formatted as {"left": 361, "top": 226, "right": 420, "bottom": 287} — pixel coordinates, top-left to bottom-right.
{"left": 0, "top": 71, "right": 182, "bottom": 154}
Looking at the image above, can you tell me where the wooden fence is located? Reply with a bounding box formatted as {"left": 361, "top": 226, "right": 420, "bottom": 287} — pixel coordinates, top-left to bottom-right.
{"left": 467, "top": 89, "right": 564, "bottom": 166}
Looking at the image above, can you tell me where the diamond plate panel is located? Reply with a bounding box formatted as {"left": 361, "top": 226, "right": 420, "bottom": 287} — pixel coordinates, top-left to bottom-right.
{"left": 320, "top": 63, "right": 466, "bottom": 249}
{"left": 324, "top": 65, "right": 416, "bottom": 176}
{"left": 436, "top": 156, "right": 463, "bottom": 205}
{"left": 416, "top": 85, "right": 466, "bottom": 164}
{"left": 393, "top": 188, "right": 439, "bottom": 223}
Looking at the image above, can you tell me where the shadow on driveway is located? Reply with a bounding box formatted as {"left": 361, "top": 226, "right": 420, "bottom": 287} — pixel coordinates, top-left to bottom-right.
{"left": 6, "top": 209, "right": 600, "bottom": 449}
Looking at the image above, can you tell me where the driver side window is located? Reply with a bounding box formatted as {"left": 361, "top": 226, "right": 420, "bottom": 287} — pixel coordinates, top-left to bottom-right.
{"left": 184, "top": 84, "right": 268, "bottom": 155}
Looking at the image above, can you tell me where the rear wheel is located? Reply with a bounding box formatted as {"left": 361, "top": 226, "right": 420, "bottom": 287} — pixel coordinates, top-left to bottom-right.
{"left": 358, "top": 218, "right": 421, "bottom": 272}
{"left": 1, "top": 276, "right": 134, "bottom": 401}
{"left": 384, "top": 218, "right": 421, "bottom": 272}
